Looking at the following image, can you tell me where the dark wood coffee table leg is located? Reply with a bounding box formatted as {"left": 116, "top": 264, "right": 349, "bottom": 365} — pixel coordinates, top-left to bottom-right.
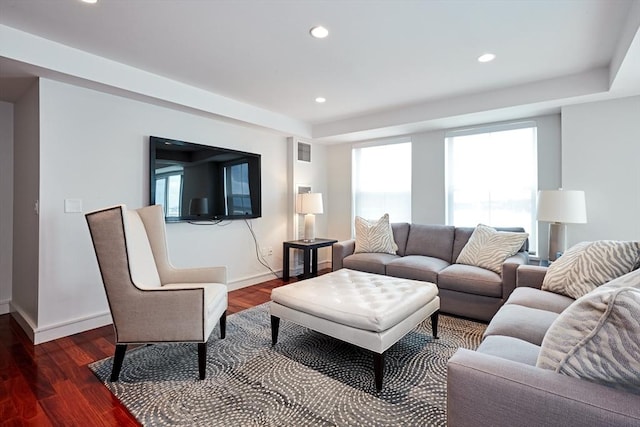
{"left": 431, "top": 310, "right": 439, "bottom": 339}
{"left": 271, "top": 315, "right": 280, "bottom": 345}
{"left": 282, "top": 243, "right": 290, "bottom": 281}
{"left": 373, "top": 352, "right": 385, "bottom": 392}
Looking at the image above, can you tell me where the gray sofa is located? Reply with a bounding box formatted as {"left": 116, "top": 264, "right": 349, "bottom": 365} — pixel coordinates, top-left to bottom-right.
{"left": 447, "top": 265, "right": 640, "bottom": 427}
{"left": 332, "top": 223, "right": 529, "bottom": 322}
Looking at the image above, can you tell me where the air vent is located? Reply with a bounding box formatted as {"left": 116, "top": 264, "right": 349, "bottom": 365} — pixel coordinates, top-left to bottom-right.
{"left": 298, "top": 142, "right": 311, "bottom": 162}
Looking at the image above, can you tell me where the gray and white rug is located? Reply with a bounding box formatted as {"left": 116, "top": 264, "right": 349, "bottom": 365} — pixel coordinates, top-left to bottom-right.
{"left": 89, "top": 303, "right": 486, "bottom": 426}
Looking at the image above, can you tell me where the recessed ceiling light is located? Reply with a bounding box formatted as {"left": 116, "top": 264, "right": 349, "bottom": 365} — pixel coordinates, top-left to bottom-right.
{"left": 478, "top": 53, "right": 496, "bottom": 63}
{"left": 315, "top": 97, "right": 326, "bottom": 103}
{"left": 81, "top": 0, "right": 98, "bottom": 3}
{"left": 310, "top": 26, "right": 329, "bottom": 39}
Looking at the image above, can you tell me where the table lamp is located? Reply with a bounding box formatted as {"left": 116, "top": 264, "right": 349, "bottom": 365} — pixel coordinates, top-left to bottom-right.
{"left": 537, "top": 189, "right": 587, "bottom": 261}
{"left": 296, "top": 193, "right": 323, "bottom": 242}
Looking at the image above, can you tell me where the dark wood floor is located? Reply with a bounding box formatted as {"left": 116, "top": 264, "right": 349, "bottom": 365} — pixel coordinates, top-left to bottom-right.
{"left": 0, "top": 273, "right": 306, "bottom": 426}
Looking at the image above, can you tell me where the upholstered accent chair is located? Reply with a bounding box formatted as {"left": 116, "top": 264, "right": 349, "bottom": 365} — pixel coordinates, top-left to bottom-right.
{"left": 85, "top": 204, "right": 227, "bottom": 381}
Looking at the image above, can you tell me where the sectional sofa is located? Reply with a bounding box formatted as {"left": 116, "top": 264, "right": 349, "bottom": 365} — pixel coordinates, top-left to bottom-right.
{"left": 447, "top": 263, "right": 640, "bottom": 426}
{"left": 332, "top": 223, "right": 529, "bottom": 321}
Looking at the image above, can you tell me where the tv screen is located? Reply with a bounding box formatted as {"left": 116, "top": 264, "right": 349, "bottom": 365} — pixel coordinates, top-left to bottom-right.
{"left": 149, "top": 136, "right": 262, "bottom": 221}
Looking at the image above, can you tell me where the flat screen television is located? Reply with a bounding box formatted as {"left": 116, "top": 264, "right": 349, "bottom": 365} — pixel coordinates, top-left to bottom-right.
{"left": 149, "top": 136, "right": 261, "bottom": 222}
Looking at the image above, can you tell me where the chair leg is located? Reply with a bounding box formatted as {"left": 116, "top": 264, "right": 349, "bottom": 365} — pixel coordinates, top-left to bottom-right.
{"left": 198, "top": 342, "right": 207, "bottom": 380}
{"left": 219, "top": 311, "right": 227, "bottom": 339}
{"left": 110, "top": 344, "right": 127, "bottom": 382}
{"left": 373, "top": 352, "right": 385, "bottom": 392}
{"left": 431, "top": 310, "right": 440, "bottom": 339}
{"left": 271, "top": 315, "right": 280, "bottom": 345}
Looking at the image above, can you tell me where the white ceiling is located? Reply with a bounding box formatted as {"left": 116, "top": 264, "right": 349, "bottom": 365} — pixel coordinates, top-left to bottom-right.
{"left": 0, "top": 0, "right": 639, "bottom": 143}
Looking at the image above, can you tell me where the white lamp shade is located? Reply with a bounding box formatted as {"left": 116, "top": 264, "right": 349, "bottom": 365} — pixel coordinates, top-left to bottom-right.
{"left": 296, "top": 193, "right": 324, "bottom": 214}
{"left": 537, "top": 190, "right": 587, "bottom": 224}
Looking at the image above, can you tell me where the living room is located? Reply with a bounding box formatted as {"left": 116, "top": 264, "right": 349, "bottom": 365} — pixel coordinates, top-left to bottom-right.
{"left": 0, "top": 0, "right": 639, "bottom": 425}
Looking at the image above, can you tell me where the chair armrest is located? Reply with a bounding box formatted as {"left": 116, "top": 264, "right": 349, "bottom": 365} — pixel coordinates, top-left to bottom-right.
{"left": 447, "top": 349, "right": 640, "bottom": 427}
{"left": 160, "top": 265, "right": 227, "bottom": 286}
{"left": 332, "top": 239, "right": 356, "bottom": 271}
{"left": 501, "top": 252, "right": 529, "bottom": 299}
{"left": 517, "top": 265, "right": 547, "bottom": 289}
{"left": 114, "top": 286, "right": 211, "bottom": 343}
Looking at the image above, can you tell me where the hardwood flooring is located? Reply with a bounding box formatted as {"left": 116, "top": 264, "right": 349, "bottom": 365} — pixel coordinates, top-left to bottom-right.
{"left": 0, "top": 273, "right": 312, "bottom": 426}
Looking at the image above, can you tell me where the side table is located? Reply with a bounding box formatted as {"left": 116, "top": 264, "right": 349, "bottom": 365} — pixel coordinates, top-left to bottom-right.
{"left": 282, "top": 238, "right": 338, "bottom": 281}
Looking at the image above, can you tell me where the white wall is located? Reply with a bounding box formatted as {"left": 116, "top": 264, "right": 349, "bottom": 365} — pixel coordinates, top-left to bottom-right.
{"left": 0, "top": 101, "right": 13, "bottom": 314}
{"left": 561, "top": 95, "right": 640, "bottom": 243}
{"left": 326, "top": 114, "right": 562, "bottom": 256}
{"left": 30, "top": 78, "right": 289, "bottom": 342}
{"left": 411, "top": 130, "right": 446, "bottom": 224}
{"left": 327, "top": 143, "right": 353, "bottom": 242}
{"left": 11, "top": 81, "right": 40, "bottom": 335}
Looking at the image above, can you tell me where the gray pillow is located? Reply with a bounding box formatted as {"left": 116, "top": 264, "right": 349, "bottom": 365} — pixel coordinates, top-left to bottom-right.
{"left": 541, "top": 240, "right": 640, "bottom": 299}
{"left": 455, "top": 224, "right": 528, "bottom": 274}
{"left": 537, "top": 268, "right": 640, "bottom": 394}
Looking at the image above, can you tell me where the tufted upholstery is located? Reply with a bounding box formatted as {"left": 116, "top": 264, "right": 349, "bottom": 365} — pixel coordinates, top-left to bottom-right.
{"left": 271, "top": 268, "right": 438, "bottom": 332}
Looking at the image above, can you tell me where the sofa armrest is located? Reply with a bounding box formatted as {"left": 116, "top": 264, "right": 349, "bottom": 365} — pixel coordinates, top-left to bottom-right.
{"left": 447, "top": 349, "right": 640, "bottom": 427}
{"left": 517, "top": 265, "right": 548, "bottom": 289}
{"left": 332, "top": 239, "right": 356, "bottom": 271}
{"left": 501, "top": 252, "right": 529, "bottom": 299}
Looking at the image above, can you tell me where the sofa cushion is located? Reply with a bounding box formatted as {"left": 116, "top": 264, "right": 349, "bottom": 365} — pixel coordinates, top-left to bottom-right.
{"left": 506, "top": 287, "right": 575, "bottom": 314}
{"left": 343, "top": 253, "right": 399, "bottom": 275}
{"left": 437, "top": 264, "right": 502, "bottom": 298}
{"left": 541, "top": 240, "right": 640, "bottom": 299}
{"left": 404, "top": 224, "right": 455, "bottom": 262}
{"left": 476, "top": 335, "right": 541, "bottom": 366}
{"left": 354, "top": 214, "right": 398, "bottom": 255}
{"left": 386, "top": 255, "right": 449, "bottom": 283}
{"left": 483, "top": 304, "right": 559, "bottom": 346}
{"left": 391, "top": 223, "right": 411, "bottom": 256}
{"left": 537, "top": 268, "right": 640, "bottom": 394}
{"left": 455, "top": 224, "right": 529, "bottom": 274}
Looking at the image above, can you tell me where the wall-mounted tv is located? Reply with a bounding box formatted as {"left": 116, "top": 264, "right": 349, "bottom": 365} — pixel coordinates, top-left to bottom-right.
{"left": 149, "top": 136, "right": 261, "bottom": 222}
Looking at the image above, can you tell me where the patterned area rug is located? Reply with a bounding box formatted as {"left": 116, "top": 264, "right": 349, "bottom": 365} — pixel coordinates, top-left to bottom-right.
{"left": 89, "top": 303, "right": 486, "bottom": 426}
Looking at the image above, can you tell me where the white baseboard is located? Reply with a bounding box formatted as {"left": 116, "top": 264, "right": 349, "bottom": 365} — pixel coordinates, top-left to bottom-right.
{"left": 6, "top": 261, "right": 333, "bottom": 344}
{"left": 0, "top": 298, "right": 10, "bottom": 315}
{"left": 11, "top": 302, "right": 113, "bottom": 344}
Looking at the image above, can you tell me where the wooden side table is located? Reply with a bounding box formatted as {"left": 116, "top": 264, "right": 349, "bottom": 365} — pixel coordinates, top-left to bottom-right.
{"left": 282, "top": 238, "right": 338, "bottom": 281}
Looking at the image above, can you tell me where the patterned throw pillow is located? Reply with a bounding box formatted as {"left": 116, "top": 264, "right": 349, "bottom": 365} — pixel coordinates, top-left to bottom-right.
{"left": 537, "top": 268, "right": 640, "bottom": 394}
{"left": 541, "top": 240, "right": 640, "bottom": 299}
{"left": 354, "top": 214, "right": 398, "bottom": 255}
{"left": 455, "top": 224, "right": 528, "bottom": 274}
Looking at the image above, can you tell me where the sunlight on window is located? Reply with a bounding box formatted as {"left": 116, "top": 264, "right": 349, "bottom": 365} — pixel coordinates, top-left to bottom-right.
{"left": 446, "top": 125, "right": 538, "bottom": 253}
{"left": 353, "top": 141, "right": 411, "bottom": 223}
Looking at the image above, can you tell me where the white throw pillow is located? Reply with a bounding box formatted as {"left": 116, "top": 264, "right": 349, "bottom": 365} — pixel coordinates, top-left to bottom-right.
{"left": 537, "top": 268, "right": 640, "bottom": 394}
{"left": 541, "top": 240, "right": 640, "bottom": 299}
{"left": 354, "top": 214, "right": 398, "bottom": 255}
{"left": 455, "top": 224, "right": 528, "bottom": 274}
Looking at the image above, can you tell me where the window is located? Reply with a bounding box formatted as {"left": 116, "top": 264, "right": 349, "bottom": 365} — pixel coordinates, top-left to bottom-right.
{"left": 224, "top": 162, "right": 252, "bottom": 215}
{"left": 155, "top": 170, "right": 183, "bottom": 218}
{"left": 445, "top": 123, "right": 538, "bottom": 253}
{"left": 352, "top": 140, "right": 411, "bottom": 223}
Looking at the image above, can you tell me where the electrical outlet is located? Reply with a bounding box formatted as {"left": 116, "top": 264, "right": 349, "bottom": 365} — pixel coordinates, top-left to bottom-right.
{"left": 260, "top": 247, "right": 268, "bottom": 257}
{"left": 267, "top": 247, "right": 273, "bottom": 256}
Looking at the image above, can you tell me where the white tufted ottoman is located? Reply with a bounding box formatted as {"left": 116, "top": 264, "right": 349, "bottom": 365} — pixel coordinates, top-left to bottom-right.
{"left": 270, "top": 268, "right": 440, "bottom": 391}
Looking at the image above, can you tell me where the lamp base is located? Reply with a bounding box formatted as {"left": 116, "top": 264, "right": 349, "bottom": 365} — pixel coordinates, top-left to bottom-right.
{"left": 303, "top": 214, "right": 316, "bottom": 242}
{"left": 548, "top": 222, "right": 566, "bottom": 261}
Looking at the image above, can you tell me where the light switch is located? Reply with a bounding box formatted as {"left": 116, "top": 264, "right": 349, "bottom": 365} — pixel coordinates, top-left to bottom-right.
{"left": 64, "top": 199, "right": 83, "bottom": 213}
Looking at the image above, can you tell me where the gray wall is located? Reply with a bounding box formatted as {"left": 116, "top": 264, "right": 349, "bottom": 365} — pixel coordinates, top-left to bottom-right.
{"left": 0, "top": 101, "right": 13, "bottom": 314}
{"left": 561, "top": 95, "right": 640, "bottom": 243}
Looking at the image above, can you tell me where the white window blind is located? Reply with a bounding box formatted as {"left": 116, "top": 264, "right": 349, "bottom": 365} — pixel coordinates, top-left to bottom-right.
{"left": 352, "top": 141, "right": 411, "bottom": 223}
{"left": 445, "top": 123, "right": 538, "bottom": 253}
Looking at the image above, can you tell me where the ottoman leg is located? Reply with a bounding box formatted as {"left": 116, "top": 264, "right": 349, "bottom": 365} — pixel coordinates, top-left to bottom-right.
{"left": 373, "top": 352, "right": 385, "bottom": 392}
{"left": 431, "top": 310, "right": 439, "bottom": 339}
{"left": 271, "top": 315, "right": 280, "bottom": 345}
